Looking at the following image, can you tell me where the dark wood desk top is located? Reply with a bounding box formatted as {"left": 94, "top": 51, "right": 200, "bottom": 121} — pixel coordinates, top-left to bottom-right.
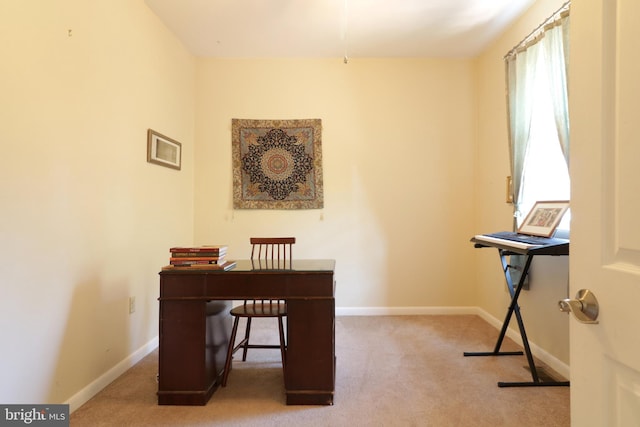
{"left": 160, "top": 259, "right": 335, "bottom": 274}
{"left": 159, "top": 259, "right": 336, "bottom": 300}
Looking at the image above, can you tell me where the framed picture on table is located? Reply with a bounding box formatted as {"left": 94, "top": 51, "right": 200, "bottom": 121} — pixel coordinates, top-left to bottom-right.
{"left": 518, "top": 200, "right": 570, "bottom": 237}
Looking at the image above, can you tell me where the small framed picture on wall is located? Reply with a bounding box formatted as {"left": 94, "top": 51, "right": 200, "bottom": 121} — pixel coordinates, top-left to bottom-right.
{"left": 147, "top": 129, "right": 181, "bottom": 170}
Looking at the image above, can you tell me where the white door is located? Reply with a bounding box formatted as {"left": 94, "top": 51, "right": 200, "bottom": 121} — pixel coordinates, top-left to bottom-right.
{"left": 569, "top": 0, "right": 640, "bottom": 426}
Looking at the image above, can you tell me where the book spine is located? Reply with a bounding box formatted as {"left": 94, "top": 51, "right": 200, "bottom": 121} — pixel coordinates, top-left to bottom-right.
{"left": 170, "top": 260, "right": 220, "bottom": 266}
{"left": 170, "top": 252, "right": 226, "bottom": 257}
{"left": 166, "top": 260, "right": 236, "bottom": 270}
{"left": 170, "top": 246, "right": 228, "bottom": 253}
{"left": 170, "top": 257, "right": 225, "bottom": 263}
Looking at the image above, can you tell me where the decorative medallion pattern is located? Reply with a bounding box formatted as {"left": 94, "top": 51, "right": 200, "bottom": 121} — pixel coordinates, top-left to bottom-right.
{"left": 232, "top": 119, "right": 323, "bottom": 209}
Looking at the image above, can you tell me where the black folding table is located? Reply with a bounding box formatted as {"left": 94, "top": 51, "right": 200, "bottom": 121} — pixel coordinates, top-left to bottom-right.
{"left": 464, "top": 234, "right": 570, "bottom": 387}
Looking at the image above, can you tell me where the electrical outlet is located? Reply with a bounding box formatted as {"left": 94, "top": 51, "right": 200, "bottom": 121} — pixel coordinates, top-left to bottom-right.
{"left": 129, "top": 296, "right": 136, "bottom": 314}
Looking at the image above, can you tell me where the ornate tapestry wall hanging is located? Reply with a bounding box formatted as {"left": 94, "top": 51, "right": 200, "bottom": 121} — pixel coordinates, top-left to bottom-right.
{"left": 232, "top": 118, "right": 323, "bottom": 209}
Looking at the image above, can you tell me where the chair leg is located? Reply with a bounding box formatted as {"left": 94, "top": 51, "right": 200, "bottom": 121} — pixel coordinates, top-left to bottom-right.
{"left": 222, "top": 316, "right": 241, "bottom": 387}
{"left": 278, "top": 316, "right": 286, "bottom": 369}
{"left": 241, "top": 317, "right": 252, "bottom": 361}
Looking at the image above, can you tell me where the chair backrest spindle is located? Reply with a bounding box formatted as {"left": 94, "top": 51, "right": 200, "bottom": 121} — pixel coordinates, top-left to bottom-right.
{"left": 250, "top": 237, "right": 295, "bottom": 269}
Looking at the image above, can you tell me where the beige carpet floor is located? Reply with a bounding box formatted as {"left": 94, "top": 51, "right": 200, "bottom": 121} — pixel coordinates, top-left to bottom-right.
{"left": 70, "top": 315, "right": 570, "bottom": 426}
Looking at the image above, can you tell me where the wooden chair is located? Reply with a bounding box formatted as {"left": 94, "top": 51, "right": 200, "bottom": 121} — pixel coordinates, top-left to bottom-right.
{"left": 221, "top": 237, "right": 295, "bottom": 387}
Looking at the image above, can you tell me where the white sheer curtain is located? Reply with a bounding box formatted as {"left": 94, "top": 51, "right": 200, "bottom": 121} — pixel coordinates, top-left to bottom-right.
{"left": 505, "top": 6, "right": 570, "bottom": 219}
{"left": 542, "top": 14, "right": 571, "bottom": 166}
{"left": 506, "top": 44, "right": 543, "bottom": 218}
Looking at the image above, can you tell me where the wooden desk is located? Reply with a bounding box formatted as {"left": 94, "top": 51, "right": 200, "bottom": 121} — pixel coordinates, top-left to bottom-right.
{"left": 464, "top": 235, "right": 569, "bottom": 387}
{"left": 157, "top": 259, "right": 336, "bottom": 405}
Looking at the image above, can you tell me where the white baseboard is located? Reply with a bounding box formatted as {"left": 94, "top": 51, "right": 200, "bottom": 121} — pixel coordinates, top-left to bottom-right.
{"left": 473, "top": 307, "right": 570, "bottom": 380}
{"left": 336, "top": 306, "right": 570, "bottom": 380}
{"left": 66, "top": 336, "right": 159, "bottom": 413}
{"left": 335, "top": 306, "right": 478, "bottom": 316}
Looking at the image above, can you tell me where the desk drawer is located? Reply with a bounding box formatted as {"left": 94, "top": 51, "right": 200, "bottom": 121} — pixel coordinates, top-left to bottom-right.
{"left": 160, "top": 274, "right": 206, "bottom": 298}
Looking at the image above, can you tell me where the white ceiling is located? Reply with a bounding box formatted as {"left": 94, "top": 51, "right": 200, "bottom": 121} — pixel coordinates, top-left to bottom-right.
{"left": 144, "top": 0, "right": 535, "bottom": 58}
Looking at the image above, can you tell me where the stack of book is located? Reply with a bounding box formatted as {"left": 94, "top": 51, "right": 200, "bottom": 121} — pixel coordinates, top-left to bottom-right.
{"left": 169, "top": 245, "right": 234, "bottom": 269}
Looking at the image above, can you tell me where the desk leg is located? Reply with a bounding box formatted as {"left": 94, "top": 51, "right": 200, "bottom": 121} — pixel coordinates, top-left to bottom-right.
{"left": 285, "top": 298, "right": 335, "bottom": 405}
{"left": 158, "top": 299, "right": 232, "bottom": 404}
{"left": 464, "top": 252, "right": 569, "bottom": 387}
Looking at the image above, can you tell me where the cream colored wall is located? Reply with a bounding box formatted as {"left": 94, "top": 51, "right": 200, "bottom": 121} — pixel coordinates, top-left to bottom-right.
{"left": 474, "top": 0, "right": 570, "bottom": 364}
{"left": 194, "top": 58, "right": 478, "bottom": 308}
{"left": 0, "top": 0, "right": 572, "bottom": 410}
{"left": 0, "top": 0, "right": 195, "bottom": 406}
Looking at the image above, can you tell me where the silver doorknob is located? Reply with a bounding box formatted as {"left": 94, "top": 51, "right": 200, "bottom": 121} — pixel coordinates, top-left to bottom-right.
{"left": 559, "top": 289, "right": 599, "bottom": 324}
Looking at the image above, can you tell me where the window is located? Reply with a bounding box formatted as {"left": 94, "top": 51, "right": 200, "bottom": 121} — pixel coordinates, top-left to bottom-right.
{"left": 517, "top": 52, "right": 570, "bottom": 229}
{"left": 505, "top": 5, "right": 570, "bottom": 232}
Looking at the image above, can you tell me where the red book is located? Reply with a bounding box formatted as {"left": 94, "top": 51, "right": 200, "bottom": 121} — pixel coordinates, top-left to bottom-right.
{"left": 170, "top": 245, "right": 227, "bottom": 254}
{"left": 170, "top": 260, "right": 215, "bottom": 266}
{"left": 165, "top": 260, "right": 237, "bottom": 270}
{"left": 171, "top": 251, "right": 225, "bottom": 257}
{"left": 169, "top": 256, "right": 226, "bottom": 263}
